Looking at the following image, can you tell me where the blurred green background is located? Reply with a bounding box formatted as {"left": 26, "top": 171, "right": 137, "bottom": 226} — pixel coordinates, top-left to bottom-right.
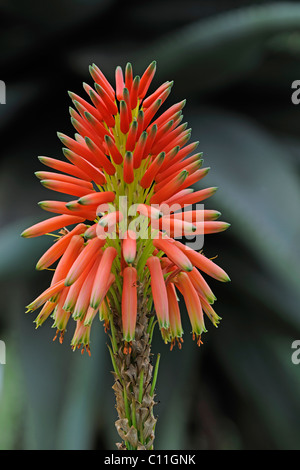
{"left": 1, "top": 0, "right": 300, "bottom": 450}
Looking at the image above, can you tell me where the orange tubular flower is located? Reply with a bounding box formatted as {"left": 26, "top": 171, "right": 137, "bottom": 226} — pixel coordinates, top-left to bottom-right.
{"left": 22, "top": 60, "right": 230, "bottom": 358}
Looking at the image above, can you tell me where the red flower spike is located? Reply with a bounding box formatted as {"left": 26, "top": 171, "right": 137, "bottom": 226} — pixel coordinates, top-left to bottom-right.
{"left": 23, "top": 61, "right": 229, "bottom": 357}
{"left": 122, "top": 266, "right": 138, "bottom": 342}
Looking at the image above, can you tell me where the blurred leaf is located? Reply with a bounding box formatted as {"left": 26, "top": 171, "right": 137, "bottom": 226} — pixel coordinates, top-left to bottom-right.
{"left": 188, "top": 106, "right": 300, "bottom": 328}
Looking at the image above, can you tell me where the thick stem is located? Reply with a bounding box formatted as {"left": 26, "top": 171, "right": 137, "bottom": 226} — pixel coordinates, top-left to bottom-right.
{"left": 109, "top": 285, "right": 158, "bottom": 450}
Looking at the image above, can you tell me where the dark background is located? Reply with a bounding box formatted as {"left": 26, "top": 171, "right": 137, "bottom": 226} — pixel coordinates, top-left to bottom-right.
{"left": 0, "top": 0, "right": 300, "bottom": 450}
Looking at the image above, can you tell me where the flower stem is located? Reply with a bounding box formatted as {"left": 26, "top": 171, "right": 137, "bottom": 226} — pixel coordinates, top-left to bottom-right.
{"left": 108, "top": 284, "right": 158, "bottom": 450}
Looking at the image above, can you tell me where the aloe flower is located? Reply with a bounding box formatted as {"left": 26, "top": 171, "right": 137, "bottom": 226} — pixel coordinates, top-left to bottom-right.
{"left": 22, "top": 61, "right": 230, "bottom": 450}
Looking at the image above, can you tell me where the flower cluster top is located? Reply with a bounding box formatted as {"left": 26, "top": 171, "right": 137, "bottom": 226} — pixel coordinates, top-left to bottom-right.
{"left": 22, "top": 61, "right": 230, "bottom": 355}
